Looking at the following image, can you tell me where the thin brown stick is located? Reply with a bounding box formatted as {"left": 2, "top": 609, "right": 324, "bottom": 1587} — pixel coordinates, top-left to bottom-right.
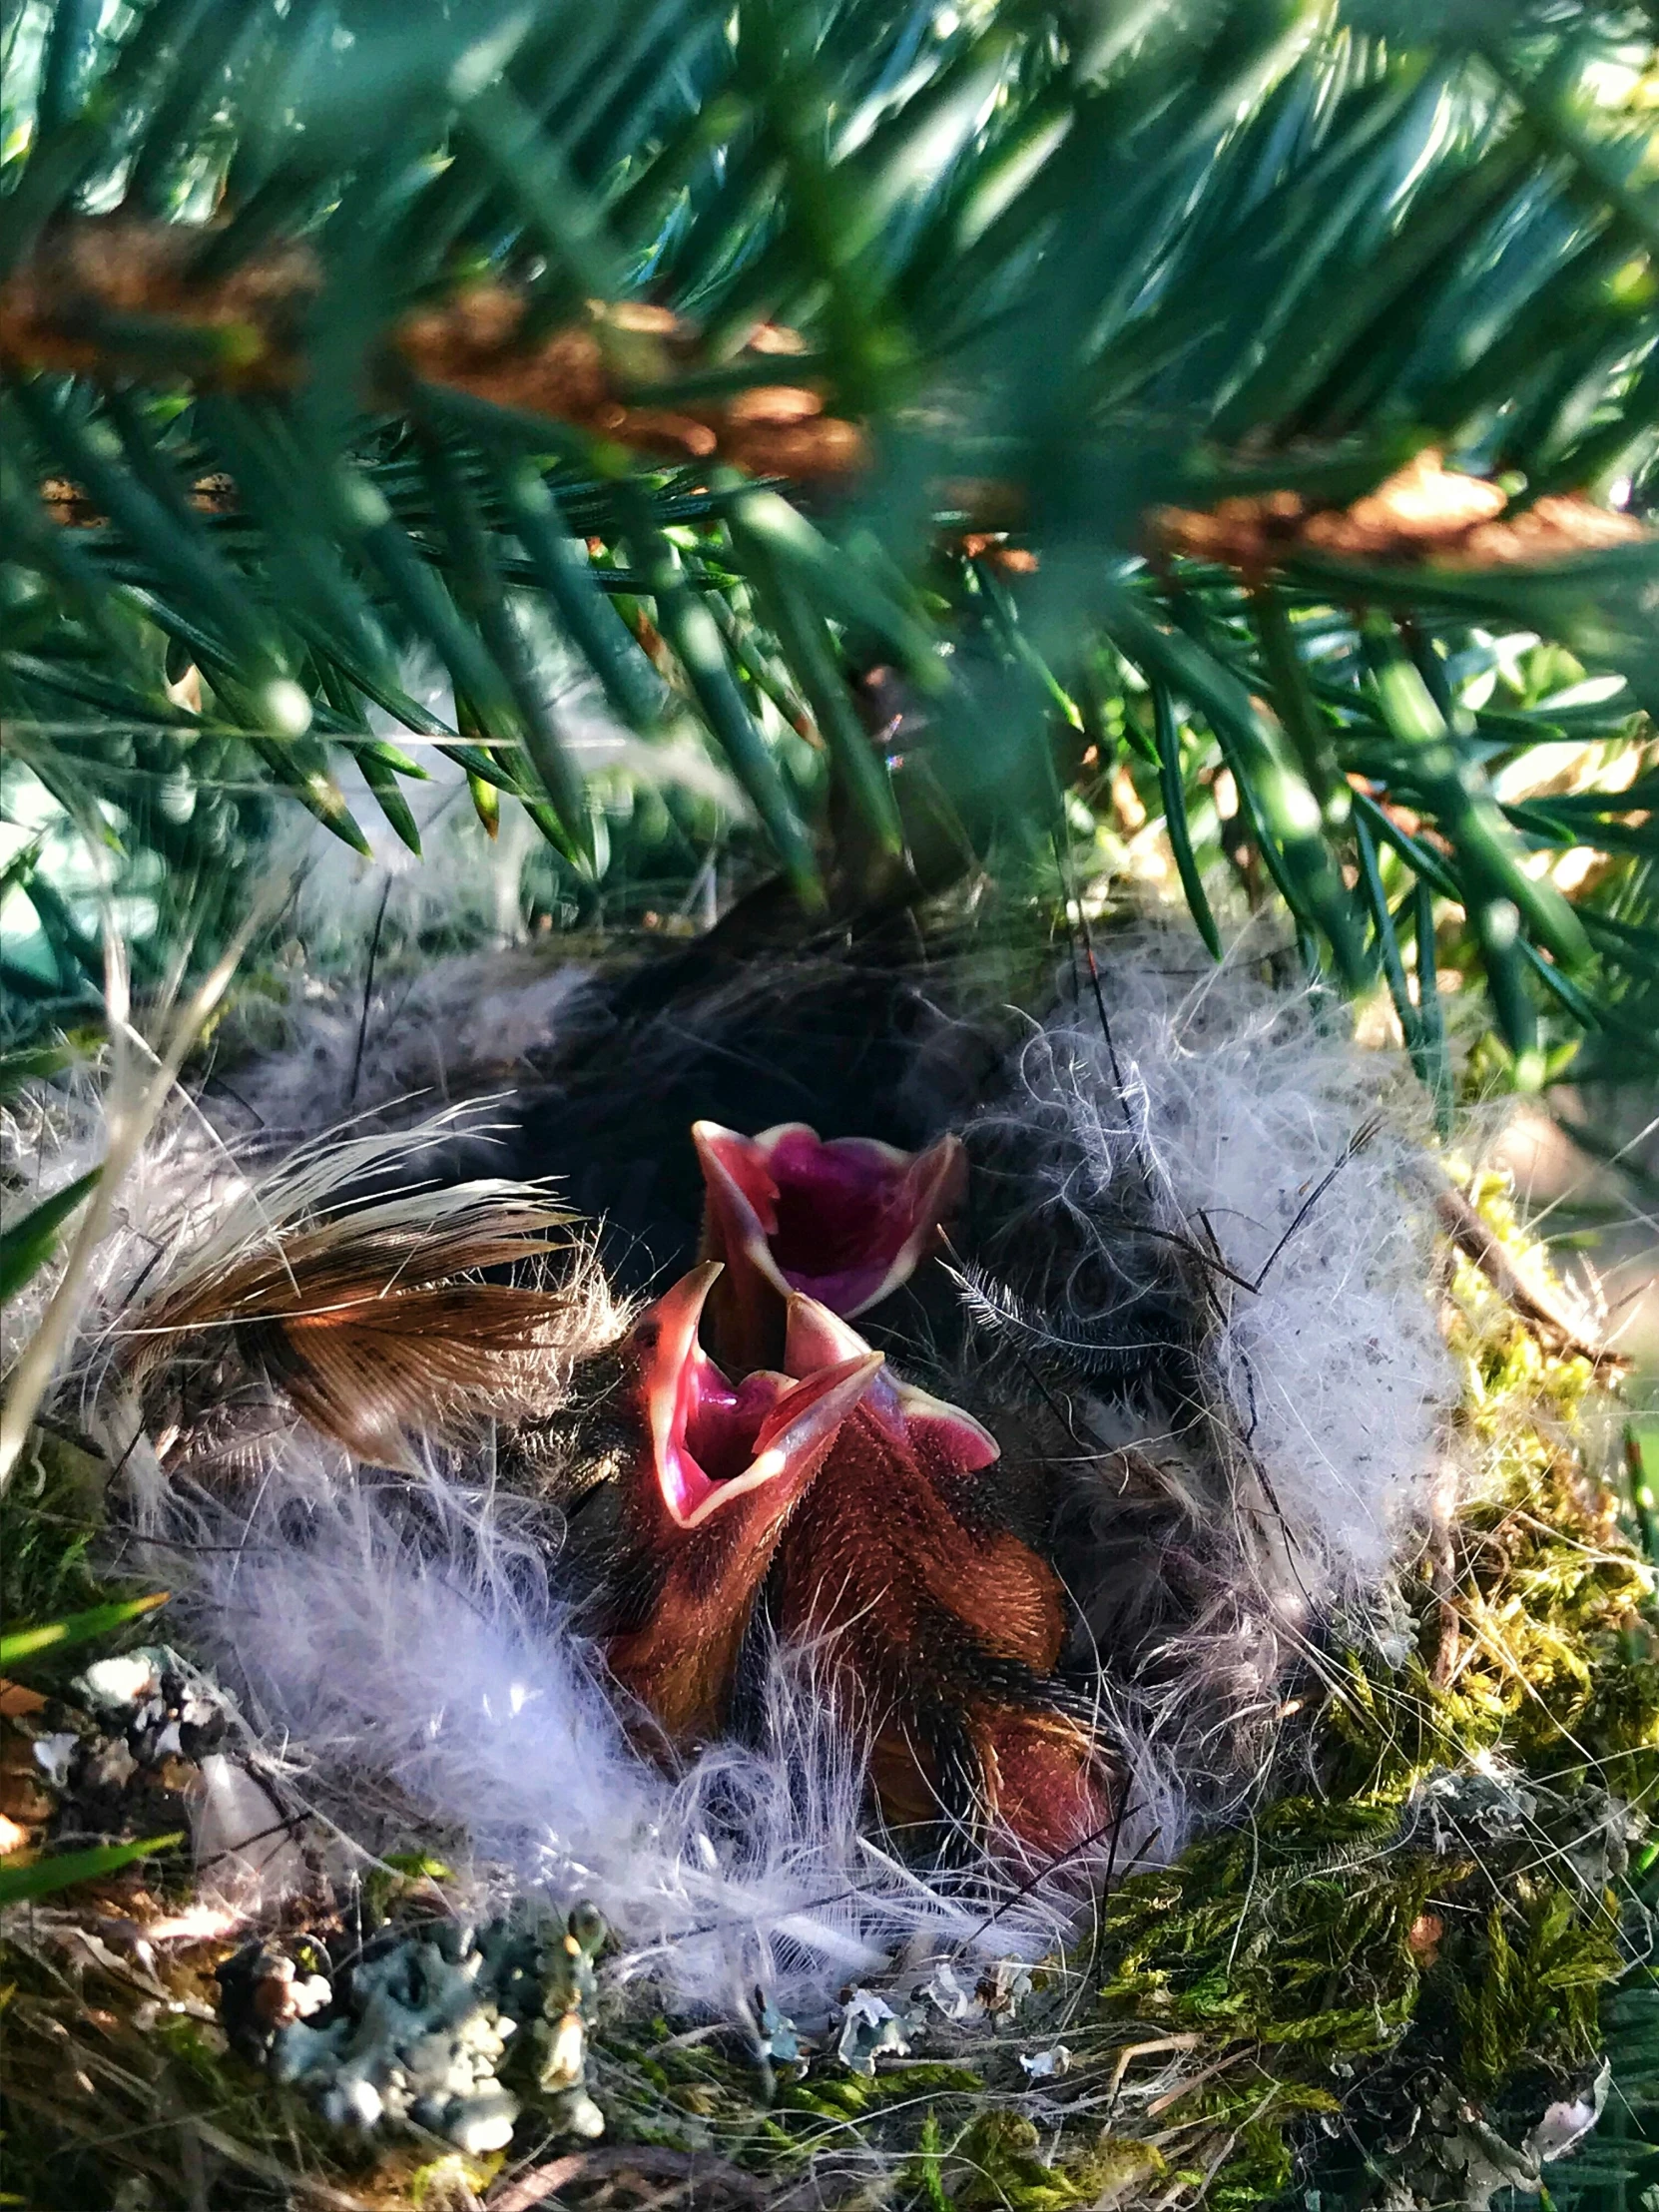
{"left": 489, "top": 2145, "right": 771, "bottom": 2210}
{"left": 1435, "top": 1184, "right": 1628, "bottom": 1371}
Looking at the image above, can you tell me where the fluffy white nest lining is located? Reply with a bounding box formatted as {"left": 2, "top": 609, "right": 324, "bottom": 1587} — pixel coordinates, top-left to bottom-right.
{"left": 163, "top": 1457, "right": 1111, "bottom": 2017}
{"left": 220, "top": 949, "right": 597, "bottom": 1142}
{"left": 1012, "top": 941, "right": 1450, "bottom": 1591}
{"left": 16, "top": 927, "right": 1459, "bottom": 2022}
{"left": 949, "top": 934, "right": 1453, "bottom": 1829}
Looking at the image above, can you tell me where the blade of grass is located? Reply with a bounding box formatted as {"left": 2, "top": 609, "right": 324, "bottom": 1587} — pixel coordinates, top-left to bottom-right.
{"left": 0, "top": 1168, "right": 102, "bottom": 1302}
{"left": 0, "top": 870, "right": 288, "bottom": 1490}
{"left": 0, "top": 1044, "right": 78, "bottom": 1100}
{"left": 0, "top": 1592, "right": 170, "bottom": 1668}
{"left": 0, "top": 1834, "right": 184, "bottom": 1906}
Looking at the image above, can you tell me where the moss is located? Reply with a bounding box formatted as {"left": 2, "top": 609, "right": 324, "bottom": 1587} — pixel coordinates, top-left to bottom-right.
{"left": 1067, "top": 2135, "right": 1169, "bottom": 2203}
{"left": 0, "top": 1427, "right": 113, "bottom": 1636}
{"left": 1206, "top": 2118, "right": 1297, "bottom": 2211}
{"left": 1451, "top": 1890, "right": 1620, "bottom": 2098}
{"left": 1053, "top": 1173, "right": 1659, "bottom": 2206}
{"left": 900, "top": 2108, "right": 955, "bottom": 2212}
{"left": 951, "top": 2113, "right": 1090, "bottom": 2209}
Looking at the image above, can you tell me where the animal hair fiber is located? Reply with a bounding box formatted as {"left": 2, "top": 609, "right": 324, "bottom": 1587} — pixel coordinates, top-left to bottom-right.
{"left": 1010, "top": 934, "right": 1451, "bottom": 1590}
{"left": 27, "top": 922, "right": 1459, "bottom": 2018}
{"left": 974, "top": 934, "right": 1454, "bottom": 1810}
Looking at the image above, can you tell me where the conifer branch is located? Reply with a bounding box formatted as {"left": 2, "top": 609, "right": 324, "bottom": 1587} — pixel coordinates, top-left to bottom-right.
{"left": 0, "top": 216, "right": 865, "bottom": 478}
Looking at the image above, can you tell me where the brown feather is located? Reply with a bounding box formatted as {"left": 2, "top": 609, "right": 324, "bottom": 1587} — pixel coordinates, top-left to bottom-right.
{"left": 123, "top": 1182, "right": 615, "bottom": 1470}
{"left": 256, "top": 1282, "right": 574, "bottom": 1465}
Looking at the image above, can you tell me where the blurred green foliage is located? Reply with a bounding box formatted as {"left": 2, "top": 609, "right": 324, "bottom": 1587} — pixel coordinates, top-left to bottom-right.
{"left": 0, "top": 0, "right": 1654, "bottom": 1092}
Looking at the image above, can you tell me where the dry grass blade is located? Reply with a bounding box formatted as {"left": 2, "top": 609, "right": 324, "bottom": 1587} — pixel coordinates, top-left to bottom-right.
{"left": 1435, "top": 1183, "right": 1628, "bottom": 1372}
{"left": 0, "top": 871, "right": 287, "bottom": 1490}
{"left": 489, "top": 2146, "right": 773, "bottom": 2209}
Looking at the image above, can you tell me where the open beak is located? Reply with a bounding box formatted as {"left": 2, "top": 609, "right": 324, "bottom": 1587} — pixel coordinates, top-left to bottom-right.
{"left": 636, "top": 1264, "right": 884, "bottom": 1529}
{"left": 693, "top": 1121, "right": 963, "bottom": 1369}
{"left": 605, "top": 1263, "right": 882, "bottom": 1744}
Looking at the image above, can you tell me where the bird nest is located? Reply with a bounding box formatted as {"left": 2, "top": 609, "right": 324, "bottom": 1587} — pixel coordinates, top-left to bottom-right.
{"left": 2, "top": 926, "right": 1656, "bottom": 2212}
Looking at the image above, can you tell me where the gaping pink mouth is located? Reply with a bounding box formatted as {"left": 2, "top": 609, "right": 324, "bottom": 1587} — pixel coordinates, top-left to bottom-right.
{"left": 635, "top": 1264, "right": 882, "bottom": 1526}
{"left": 693, "top": 1122, "right": 964, "bottom": 1318}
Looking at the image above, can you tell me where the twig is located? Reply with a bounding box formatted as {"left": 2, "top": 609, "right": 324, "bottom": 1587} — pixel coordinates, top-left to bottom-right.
{"left": 1435, "top": 1183, "right": 1628, "bottom": 1371}
{"left": 1106, "top": 2030, "right": 1204, "bottom": 2098}
{"left": 1144, "top": 2043, "right": 1251, "bottom": 2118}
{"left": 1, "top": 216, "right": 862, "bottom": 482}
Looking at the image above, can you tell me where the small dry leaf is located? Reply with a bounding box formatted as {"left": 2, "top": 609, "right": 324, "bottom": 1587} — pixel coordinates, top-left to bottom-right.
{"left": 958, "top": 531, "right": 1040, "bottom": 573}
{"left": 0, "top": 1772, "right": 54, "bottom": 1826}
{"left": 1408, "top": 1911, "right": 1444, "bottom": 1962}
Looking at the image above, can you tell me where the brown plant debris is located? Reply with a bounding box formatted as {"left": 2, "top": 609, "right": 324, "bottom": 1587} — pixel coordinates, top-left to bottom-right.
{"left": 1434, "top": 1182, "right": 1629, "bottom": 1373}
{"left": 956, "top": 531, "right": 1040, "bottom": 573}
{"left": 1149, "top": 448, "right": 1651, "bottom": 575}
{"left": 41, "top": 469, "right": 239, "bottom": 526}
{"left": 396, "top": 287, "right": 865, "bottom": 476}
{"left": 0, "top": 216, "right": 866, "bottom": 479}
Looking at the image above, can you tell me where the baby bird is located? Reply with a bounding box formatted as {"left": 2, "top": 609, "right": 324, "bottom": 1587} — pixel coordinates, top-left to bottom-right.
{"left": 575, "top": 1262, "right": 881, "bottom": 1744}
{"left": 574, "top": 1278, "right": 1109, "bottom": 1858}
{"left": 769, "top": 1299, "right": 1111, "bottom": 1861}
{"left": 551, "top": 1117, "right": 1112, "bottom": 1861}
{"left": 692, "top": 1119, "right": 964, "bottom": 1372}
